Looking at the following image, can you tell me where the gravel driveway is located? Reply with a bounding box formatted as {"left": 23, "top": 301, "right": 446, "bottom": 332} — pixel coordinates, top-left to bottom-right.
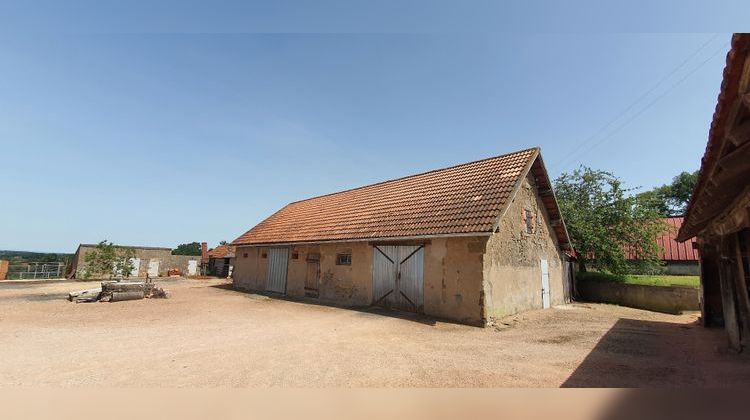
{"left": 0, "top": 278, "right": 748, "bottom": 387}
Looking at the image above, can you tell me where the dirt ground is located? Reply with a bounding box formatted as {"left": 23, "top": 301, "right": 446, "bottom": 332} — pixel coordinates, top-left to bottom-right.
{"left": 1, "top": 278, "right": 748, "bottom": 387}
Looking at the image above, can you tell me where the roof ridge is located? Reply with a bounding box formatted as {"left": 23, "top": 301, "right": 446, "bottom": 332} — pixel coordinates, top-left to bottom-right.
{"left": 287, "top": 146, "right": 539, "bottom": 205}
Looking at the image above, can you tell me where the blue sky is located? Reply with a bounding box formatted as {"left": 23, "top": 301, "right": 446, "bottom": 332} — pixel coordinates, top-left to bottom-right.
{"left": 0, "top": 2, "right": 746, "bottom": 252}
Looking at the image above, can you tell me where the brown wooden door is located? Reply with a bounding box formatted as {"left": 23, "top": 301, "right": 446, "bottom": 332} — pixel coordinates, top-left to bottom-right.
{"left": 305, "top": 259, "right": 320, "bottom": 298}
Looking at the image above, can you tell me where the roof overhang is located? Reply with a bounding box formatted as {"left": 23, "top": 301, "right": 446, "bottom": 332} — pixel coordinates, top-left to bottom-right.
{"left": 679, "top": 34, "right": 750, "bottom": 242}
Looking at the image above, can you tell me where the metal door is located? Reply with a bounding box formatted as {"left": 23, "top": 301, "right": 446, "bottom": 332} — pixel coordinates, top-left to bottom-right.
{"left": 147, "top": 259, "right": 160, "bottom": 277}
{"left": 266, "top": 248, "right": 289, "bottom": 293}
{"left": 187, "top": 260, "right": 198, "bottom": 275}
{"left": 373, "top": 245, "right": 424, "bottom": 312}
{"left": 541, "top": 259, "right": 551, "bottom": 309}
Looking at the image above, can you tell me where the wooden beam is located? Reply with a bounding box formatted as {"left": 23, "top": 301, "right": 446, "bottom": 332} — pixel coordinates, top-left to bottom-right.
{"left": 719, "top": 236, "right": 743, "bottom": 351}
{"left": 727, "top": 120, "right": 750, "bottom": 146}
{"left": 731, "top": 232, "right": 750, "bottom": 348}
{"left": 719, "top": 140, "right": 750, "bottom": 172}
{"left": 742, "top": 92, "right": 750, "bottom": 111}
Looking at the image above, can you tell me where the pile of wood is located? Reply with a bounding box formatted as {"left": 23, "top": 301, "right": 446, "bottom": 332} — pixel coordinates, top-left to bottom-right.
{"left": 68, "top": 279, "right": 169, "bottom": 303}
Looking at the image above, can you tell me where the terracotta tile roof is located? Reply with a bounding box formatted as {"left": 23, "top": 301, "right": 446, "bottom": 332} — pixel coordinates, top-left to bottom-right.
{"left": 233, "top": 147, "right": 568, "bottom": 246}
{"left": 208, "top": 245, "right": 235, "bottom": 259}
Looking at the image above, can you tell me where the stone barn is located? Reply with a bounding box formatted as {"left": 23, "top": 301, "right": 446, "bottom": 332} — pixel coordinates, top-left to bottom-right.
{"left": 232, "top": 147, "right": 573, "bottom": 325}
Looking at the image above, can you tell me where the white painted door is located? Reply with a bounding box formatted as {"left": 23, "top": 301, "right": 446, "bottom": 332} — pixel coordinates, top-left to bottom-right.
{"left": 147, "top": 259, "right": 160, "bottom": 277}
{"left": 187, "top": 260, "right": 198, "bottom": 275}
{"left": 129, "top": 258, "right": 141, "bottom": 277}
{"left": 266, "top": 248, "right": 289, "bottom": 293}
{"left": 541, "top": 259, "right": 551, "bottom": 309}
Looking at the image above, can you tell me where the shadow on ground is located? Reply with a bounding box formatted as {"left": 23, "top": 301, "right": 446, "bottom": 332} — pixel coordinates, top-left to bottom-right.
{"left": 209, "top": 282, "right": 438, "bottom": 326}
{"left": 562, "top": 318, "right": 750, "bottom": 387}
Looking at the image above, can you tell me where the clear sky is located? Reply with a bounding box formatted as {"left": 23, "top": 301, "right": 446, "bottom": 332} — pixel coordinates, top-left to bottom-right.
{"left": 0, "top": 1, "right": 747, "bottom": 252}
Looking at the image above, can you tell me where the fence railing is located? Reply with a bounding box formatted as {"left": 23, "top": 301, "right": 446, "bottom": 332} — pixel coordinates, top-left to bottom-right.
{"left": 7, "top": 262, "right": 66, "bottom": 280}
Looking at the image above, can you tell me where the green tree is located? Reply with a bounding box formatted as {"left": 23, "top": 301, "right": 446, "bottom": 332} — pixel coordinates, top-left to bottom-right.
{"left": 83, "top": 240, "right": 137, "bottom": 279}
{"left": 113, "top": 248, "right": 137, "bottom": 279}
{"left": 172, "top": 242, "right": 202, "bottom": 256}
{"left": 638, "top": 170, "right": 699, "bottom": 216}
{"left": 554, "top": 167, "right": 667, "bottom": 274}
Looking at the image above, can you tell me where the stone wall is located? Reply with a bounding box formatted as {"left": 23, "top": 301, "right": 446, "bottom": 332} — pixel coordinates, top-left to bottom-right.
{"left": 0, "top": 260, "right": 8, "bottom": 280}
{"left": 482, "top": 173, "right": 570, "bottom": 319}
{"left": 72, "top": 245, "right": 200, "bottom": 278}
{"left": 577, "top": 279, "right": 699, "bottom": 314}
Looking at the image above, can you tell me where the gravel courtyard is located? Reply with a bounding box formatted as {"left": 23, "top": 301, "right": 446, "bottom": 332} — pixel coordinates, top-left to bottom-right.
{"left": 1, "top": 278, "right": 748, "bottom": 387}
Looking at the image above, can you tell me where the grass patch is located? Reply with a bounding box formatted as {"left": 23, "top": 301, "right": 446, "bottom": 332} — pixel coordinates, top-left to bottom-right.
{"left": 577, "top": 271, "right": 699, "bottom": 288}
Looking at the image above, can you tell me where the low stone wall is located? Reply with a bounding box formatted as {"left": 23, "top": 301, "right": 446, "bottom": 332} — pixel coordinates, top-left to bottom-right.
{"left": 664, "top": 261, "right": 700, "bottom": 276}
{"left": 577, "top": 279, "right": 699, "bottom": 314}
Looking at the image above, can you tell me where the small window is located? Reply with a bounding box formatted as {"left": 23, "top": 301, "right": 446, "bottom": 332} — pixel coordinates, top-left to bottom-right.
{"left": 243, "top": 253, "right": 248, "bottom": 258}
{"left": 291, "top": 251, "right": 299, "bottom": 260}
{"left": 261, "top": 252, "right": 267, "bottom": 259}
{"left": 524, "top": 209, "right": 535, "bottom": 234}
{"left": 336, "top": 253, "right": 352, "bottom": 266}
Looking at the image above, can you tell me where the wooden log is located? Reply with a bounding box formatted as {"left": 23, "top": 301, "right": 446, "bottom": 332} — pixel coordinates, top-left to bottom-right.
{"left": 102, "top": 282, "right": 145, "bottom": 294}
{"left": 68, "top": 288, "right": 102, "bottom": 302}
{"left": 110, "top": 291, "right": 144, "bottom": 302}
{"left": 68, "top": 288, "right": 101, "bottom": 299}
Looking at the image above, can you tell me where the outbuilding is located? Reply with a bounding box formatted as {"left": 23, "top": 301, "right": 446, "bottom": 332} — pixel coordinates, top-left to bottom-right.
{"left": 69, "top": 244, "right": 201, "bottom": 279}
{"left": 678, "top": 34, "right": 750, "bottom": 351}
{"left": 232, "top": 147, "right": 573, "bottom": 325}
{"left": 207, "top": 245, "right": 235, "bottom": 278}
{"left": 626, "top": 217, "right": 699, "bottom": 275}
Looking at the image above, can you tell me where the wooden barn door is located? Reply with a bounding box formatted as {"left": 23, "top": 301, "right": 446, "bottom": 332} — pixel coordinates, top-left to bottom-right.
{"left": 372, "top": 245, "right": 424, "bottom": 312}
{"left": 305, "top": 253, "right": 320, "bottom": 298}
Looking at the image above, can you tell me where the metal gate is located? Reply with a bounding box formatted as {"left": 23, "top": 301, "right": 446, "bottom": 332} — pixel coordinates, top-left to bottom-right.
{"left": 373, "top": 245, "right": 424, "bottom": 312}
{"left": 266, "top": 248, "right": 289, "bottom": 294}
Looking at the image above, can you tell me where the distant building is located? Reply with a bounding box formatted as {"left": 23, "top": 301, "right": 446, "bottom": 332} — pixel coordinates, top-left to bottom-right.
{"left": 207, "top": 245, "right": 235, "bottom": 278}
{"left": 68, "top": 244, "right": 200, "bottom": 279}
{"left": 626, "top": 217, "right": 699, "bottom": 275}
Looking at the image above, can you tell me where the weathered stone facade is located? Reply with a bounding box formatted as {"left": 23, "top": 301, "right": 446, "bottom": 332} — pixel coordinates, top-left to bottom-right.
{"left": 70, "top": 244, "right": 201, "bottom": 279}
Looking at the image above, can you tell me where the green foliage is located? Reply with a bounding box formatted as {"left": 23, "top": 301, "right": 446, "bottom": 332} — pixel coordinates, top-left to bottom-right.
{"left": 638, "top": 170, "right": 699, "bottom": 216}
{"left": 83, "top": 240, "right": 137, "bottom": 279}
{"left": 555, "top": 166, "right": 666, "bottom": 275}
{"left": 219, "top": 241, "right": 228, "bottom": 246}
{"left": 0, "top": 250, "right": 72, "bottom": 263}
{"left": 577, "top": 271, "right": 700, "bottom": 288}
{"left": 113, "top": 247, "right": 137, "bottom": 279}
{"left": 172, "top": 242, "right": 202, "bottom": 256}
